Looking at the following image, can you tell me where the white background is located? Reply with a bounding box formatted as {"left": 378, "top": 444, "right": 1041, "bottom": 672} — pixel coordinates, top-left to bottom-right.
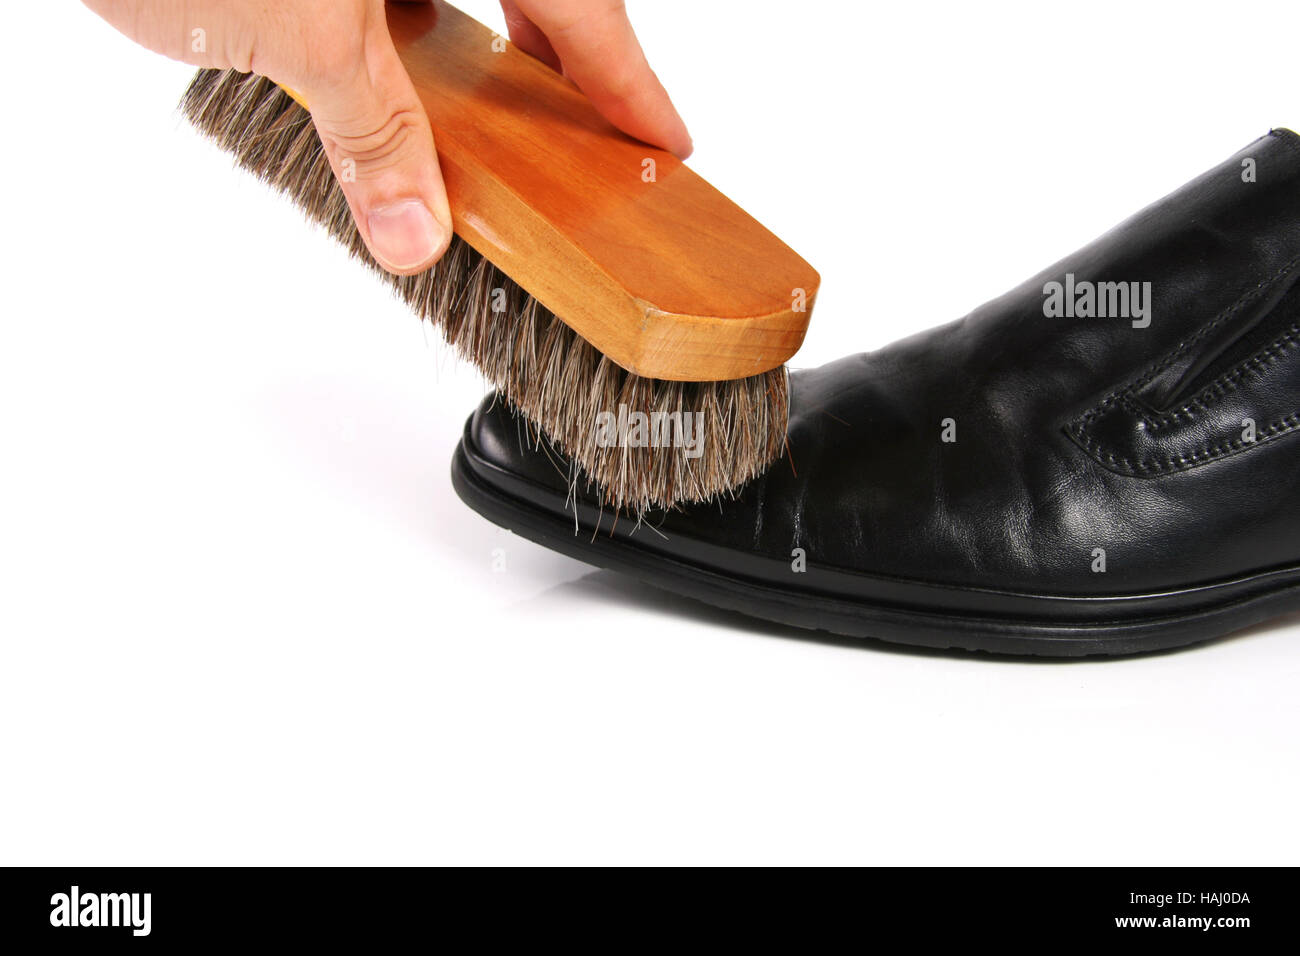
{"left": 2, "top": 1, "right": 1298, "bottom": 865}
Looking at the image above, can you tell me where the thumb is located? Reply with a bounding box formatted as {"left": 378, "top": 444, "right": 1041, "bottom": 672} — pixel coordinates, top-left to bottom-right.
{"left": 300, "top": 29, "right": 452, "bottom": 276}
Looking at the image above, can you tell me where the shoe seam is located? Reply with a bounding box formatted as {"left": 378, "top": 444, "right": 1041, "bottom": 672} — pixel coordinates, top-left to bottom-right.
{"left": 1066, "top": 256, "right": 1300, "bottom": 474}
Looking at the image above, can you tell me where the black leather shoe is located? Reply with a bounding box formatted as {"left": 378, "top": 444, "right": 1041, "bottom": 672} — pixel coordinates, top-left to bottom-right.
{"left": 452, "top": 129, "right": 1300, "bottom": 656}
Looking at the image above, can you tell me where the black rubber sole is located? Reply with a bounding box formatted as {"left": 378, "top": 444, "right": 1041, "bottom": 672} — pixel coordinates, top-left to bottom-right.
{"left": 451, "top": 434, "right": 1300, "bottom": 658}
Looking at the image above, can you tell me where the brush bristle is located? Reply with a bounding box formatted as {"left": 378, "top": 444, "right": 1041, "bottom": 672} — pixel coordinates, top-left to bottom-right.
{"left": 180, "top": 69, "right": 788, "bottom": 513}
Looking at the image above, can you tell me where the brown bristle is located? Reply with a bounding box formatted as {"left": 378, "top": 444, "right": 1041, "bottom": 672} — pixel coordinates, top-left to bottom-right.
{"left": 179, "top": 68, "right": 789, "bottom": 513}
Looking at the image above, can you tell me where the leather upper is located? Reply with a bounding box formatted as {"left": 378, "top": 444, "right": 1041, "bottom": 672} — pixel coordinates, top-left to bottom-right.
{"left": 470, "top": 129, "right": 1300, "bottom": 598}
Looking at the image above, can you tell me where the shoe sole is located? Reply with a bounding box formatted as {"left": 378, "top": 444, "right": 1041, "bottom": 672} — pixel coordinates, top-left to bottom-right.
{"left": 451, "top": 428, "right": 1300, "bottom": 657}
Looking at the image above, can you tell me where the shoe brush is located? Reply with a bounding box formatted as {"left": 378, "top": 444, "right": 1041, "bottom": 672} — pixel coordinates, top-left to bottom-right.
{"left": 180, "top": 0, "right": 818, "bottom": 513}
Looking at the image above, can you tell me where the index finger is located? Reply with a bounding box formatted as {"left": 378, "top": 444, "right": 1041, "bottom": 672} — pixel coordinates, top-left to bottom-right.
{"left": 512, "top": 0, "right": 693, "bottom": 158}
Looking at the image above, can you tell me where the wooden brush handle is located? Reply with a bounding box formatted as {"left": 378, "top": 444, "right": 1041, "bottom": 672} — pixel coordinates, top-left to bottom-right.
{"left": 384, "top": 0, "right": 817, "bottom": 381}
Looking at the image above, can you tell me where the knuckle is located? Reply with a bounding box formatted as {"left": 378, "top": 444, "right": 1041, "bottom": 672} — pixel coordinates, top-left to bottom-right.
{"left": 320, "top": 109, "right": 425, "bottom": 177}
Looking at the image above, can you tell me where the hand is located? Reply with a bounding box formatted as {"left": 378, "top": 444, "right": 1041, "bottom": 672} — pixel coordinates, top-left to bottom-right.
{"left": 82, "top": 0, "right": 693, "bottom": 275}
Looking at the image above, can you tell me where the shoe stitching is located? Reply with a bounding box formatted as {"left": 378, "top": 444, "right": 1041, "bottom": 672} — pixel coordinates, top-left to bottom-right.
{"left": 1127, "top": 321, "right": 1300, "bottom": 430}
{"left": 1068, "top": 412, "right": 1300, "bottom": 475}
{"left": 1074, "top": 254, "right": 1300, "bottom": 420}
{"left": 1066, "top": 256, "right": 1300, "bottom": 475}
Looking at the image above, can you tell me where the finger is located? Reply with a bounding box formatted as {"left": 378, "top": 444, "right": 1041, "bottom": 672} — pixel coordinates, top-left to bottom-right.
{"left": 80, "top": 0, "right": 257, "bottom": 70}
{"left": 298, "top": 9, "right": 452, "bottom": 275}
{"left": 513, "top": 0, "right": 692, "bottom": 158}
{"left": 498, "top": 0, "right": 562, "bottom": 71}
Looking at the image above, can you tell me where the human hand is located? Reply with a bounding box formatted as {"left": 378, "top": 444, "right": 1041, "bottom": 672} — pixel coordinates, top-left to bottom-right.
{"left": 82, "top": 0, "right": 693, "bottom": 275}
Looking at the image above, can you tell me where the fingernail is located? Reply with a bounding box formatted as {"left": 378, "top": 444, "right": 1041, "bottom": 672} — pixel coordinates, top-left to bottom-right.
{"left": 366, "top": 200, "right": 445, "bottom": 271}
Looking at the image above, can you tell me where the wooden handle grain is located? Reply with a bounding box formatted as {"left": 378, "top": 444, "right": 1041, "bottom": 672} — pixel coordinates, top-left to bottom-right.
{"left": 385, "top": 0, "right": 817, "bottom": 381}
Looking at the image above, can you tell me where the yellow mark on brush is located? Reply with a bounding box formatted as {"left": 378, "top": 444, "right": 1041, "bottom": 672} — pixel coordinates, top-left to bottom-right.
{"left": 278, "top": 84, "right": 309, "bottom": 110}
